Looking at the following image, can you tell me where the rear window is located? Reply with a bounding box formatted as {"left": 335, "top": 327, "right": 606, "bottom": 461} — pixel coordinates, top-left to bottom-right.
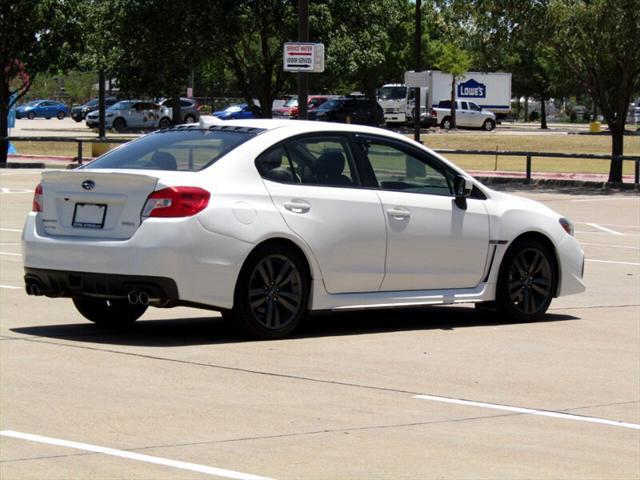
{"left": 84, "top": 128, "right": 261, "bottom": 172}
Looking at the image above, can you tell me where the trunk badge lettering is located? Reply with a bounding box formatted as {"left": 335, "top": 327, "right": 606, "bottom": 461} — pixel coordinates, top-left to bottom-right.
{"left": 82, "top": 180, "right": 95, "bottom": 190}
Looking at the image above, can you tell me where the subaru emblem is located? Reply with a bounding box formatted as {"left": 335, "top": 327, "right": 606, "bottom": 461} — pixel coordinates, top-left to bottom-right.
{"left": 81, "top": 180, "right": 95, "bottom": 191}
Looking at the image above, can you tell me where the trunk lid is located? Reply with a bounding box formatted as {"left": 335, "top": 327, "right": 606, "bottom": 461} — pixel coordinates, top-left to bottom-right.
{"left": 39, "top": 170, "right": 159, "bottom": 239}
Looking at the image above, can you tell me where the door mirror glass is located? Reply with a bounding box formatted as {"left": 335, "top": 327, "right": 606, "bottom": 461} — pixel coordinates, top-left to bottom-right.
{"left": 454, "top": 174, "right": 473, "bottom": 198}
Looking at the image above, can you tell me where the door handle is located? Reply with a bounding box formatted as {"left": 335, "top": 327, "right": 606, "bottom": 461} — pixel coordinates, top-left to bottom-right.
{"left": 386, "top": 207, "right": 410, "bottom": 220}
{"left": 284, "top": 200, "right": 310, "bottom": 214}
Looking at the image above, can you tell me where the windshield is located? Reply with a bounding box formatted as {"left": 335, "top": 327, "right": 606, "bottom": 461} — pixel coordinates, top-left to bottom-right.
{"left": 318, "top": 99, "right": 341, "bottom": 111}
{"left": 378, "top": 86, "right": 407, "bottom": 100}
{"left": 110, "top": 101, "right": 135, "bottom": 111}
{"left": 86, "top": 99, "right": 98, "bottom": 107}
{"left": 26, "top": 100, "right": 41, "bottom": 106}
{"left": 283, "top": 98, "right": 298, "bottom": 108}
{"left": 84, "top": 129, "right": 261, "bottom": 172}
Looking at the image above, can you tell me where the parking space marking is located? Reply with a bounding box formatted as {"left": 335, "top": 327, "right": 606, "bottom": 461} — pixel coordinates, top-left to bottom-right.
{"left": 586, "top": 259, "right": 640, "bottom": 266}
{"left": 570, "top": 197, "right": 640, "bottom": 203}
{"left": 0, "top": 228, "right": 22, "bottom": 232}
{"left": 0, "top": 187, "right": 34, "bottom": 194}
{"left": 585, "top": 223, "right": 624, "bottom": 235}
{"left": 580, "top": 242, "right": 640, "bottom": 250}
{"left": 413, "top": 395, "right": 640, "bottom": 430}
{"left": 0, "top": 285, "right": 20, "bottom": 289}
{"left": 0, "top": 431, "right": 273, "bottom": 480}
{"left": 0, "top": 252, "right": 21, "bottom": 256}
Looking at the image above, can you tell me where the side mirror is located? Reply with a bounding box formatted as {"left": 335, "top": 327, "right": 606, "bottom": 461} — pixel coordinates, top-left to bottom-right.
{"left": 453, "top": 174, "right": 473, "bottom": 198}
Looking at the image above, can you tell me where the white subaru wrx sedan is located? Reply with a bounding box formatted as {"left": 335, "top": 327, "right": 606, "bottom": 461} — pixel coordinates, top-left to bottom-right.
{"left": 22, "top": 119, "right": 585, "bottom": 338}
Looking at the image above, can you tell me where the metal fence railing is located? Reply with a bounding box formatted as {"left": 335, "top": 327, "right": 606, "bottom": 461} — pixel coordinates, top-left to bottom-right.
{"left": 4, "top": 136, "right": 640, "bottom": 185}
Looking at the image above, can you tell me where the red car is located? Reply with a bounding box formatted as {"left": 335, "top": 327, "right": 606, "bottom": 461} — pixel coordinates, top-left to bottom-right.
{"left": 273, "top": 96, "right": 328, "bottom": 119}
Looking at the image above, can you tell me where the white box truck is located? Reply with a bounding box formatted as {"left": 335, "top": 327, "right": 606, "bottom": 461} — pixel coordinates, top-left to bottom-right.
{"left": 378, "top": 71, "right": 512, "bottom": 125}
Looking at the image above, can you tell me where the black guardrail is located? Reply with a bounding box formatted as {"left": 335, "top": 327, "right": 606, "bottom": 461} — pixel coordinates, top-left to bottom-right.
{"left": 4, "top": 136, "right": 640, "bottom": 184}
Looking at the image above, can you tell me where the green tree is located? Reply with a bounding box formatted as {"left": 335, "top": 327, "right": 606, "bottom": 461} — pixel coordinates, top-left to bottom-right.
{"left": 435, "top": 42, "right": 471, "bottom": 128}
{"left": 549, "top": 0, "right": 640, "bottom": 183}
{"left": 0, "top": 0, "right": 83, "bottom": 165}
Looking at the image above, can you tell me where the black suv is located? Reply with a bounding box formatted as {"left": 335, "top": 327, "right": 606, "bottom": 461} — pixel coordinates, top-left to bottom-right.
{"left": 309, "top": 96, "right": 384, "bottom": 126}
{"left": 71, "top": 97, "right": 119, "bottom": 122}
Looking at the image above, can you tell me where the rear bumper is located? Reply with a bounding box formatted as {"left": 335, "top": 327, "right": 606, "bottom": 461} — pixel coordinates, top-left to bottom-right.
{"left": 24, "top": 267, "right": 178, "bottom": 302}
{"left": 22, "top": 213, "right": 255, "bottom": 309}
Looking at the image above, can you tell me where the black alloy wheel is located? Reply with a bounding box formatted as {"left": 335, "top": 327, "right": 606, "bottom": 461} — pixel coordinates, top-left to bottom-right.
{"left": 27, "top": 111, "right": 35, "bottom": 119}
{"left": 497, "top": 239, "right": 557, "bottom": 321}
{"left": 113, "top": 117, "right": 126, "bottom": 132}
{"left": 72, "top": 297, "right": 147, "bottom": 326}
{"left": 57, "top": 111, "right": 65, "bottom": 120}
{"left": 159, "top": 117, "right": 171, "bottom": 129}
{"left": 230, "top": 244, "right": 309, "bottom": 339}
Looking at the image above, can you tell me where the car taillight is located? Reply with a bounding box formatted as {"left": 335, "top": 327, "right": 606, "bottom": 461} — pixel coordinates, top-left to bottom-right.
{"left": 431, "top": 109, "right": 437, "bottom": 118}
{"left": 142, "top": 186, "right": 210, "bottom": 218}
{"left": 32, "top": 183, "right": 43, "bottom": 212}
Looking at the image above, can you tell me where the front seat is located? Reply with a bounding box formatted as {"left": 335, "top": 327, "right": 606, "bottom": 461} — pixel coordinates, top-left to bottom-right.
{"left": 151, "top": 151, "right": 178, "bottom": 170}
{"left": 311, "top": 150, "right": 352, "bottom": 186}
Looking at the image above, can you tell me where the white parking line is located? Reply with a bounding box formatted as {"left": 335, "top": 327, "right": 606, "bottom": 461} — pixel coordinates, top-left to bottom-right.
{"left": 580, "top": 242, "right": 640, "bottom": 250}
{"left": 0, "top": 430, "right": 273, "bottom": 480}
{"left": 585, "top": 223, "right": 624, "bottom": 235}
{"left": 413, "top": 395, "right": 640, "bottom": 430}
{"left": 586, "top": 259, "right": 640, "bottom": 266}
{"left": 0, "top": 187, "right": 34, "bottom": 194}
{"left": 570, "top": 197, "right": 640, "bottom": 203}
{"left": 0, "top": 252, "right": 21, "bottom": 256}
{"left": 578, "top": 222, "right": 640, "bottom": 230}
{"left": 0, "top": 285, "right": 20, "bottom": 290}
{"left": 0, "top": 228, "right": 22, "bottom": 232}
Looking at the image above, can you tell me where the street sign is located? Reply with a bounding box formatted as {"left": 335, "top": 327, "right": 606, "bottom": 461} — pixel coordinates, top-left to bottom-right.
{"left": 405, "top": 70, "right": 429, "bottom": 88}
{"left": 283, "top": 43, "right": 325, "bottom": 73}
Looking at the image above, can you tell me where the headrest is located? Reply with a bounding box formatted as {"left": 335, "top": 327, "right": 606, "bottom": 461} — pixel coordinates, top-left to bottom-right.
{"left": 312, "top": 150, "right": 345, "bottom": 177}
{"left": 151, "top": 151, "right": 178, "bottom": 170}
{"left": 262, "top": 149, "right": 283, "bottom": 169}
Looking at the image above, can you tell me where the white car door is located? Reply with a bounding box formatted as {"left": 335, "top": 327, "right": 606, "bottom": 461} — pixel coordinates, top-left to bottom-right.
{"left": 258, "top": 135, "right": 387, "bottom": 294}
{"left": 356, "top": 135, "right": 491, "bottom": 291}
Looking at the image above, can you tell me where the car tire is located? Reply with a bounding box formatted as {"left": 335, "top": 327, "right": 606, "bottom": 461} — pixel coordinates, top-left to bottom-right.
{"left": 113, "top": 117, "right": 126, "bottom": 132}
{"left": 496, "top": 239, "right": 557, "bottom": 322}
{"left": 72, "top": 297, "right": 147, "bottom": 327}
{"left": 440, "top": 117, "right": 451, "bottom": 130}
{"left": 57, "top": 111, "right": 65, "bottom": 120}
{"left": 73, "top": 117, "right": 82, "bottom": 123}
{"left": 184, "top": 114, "right": 196, "bottom": 124}
{"left": 229, "top": 243, "right": 310, "bottom": 339}
{"left": 27, "top": 111, "right": 35, "bottom": 120}
{"left": 159, "top": 117, "right": 171, "bottom": 129}
{"left": 483, "top": 119, "right": 496, "bottom": 131}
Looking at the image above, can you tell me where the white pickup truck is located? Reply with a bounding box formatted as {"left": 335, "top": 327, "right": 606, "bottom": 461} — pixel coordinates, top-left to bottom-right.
{"left": 431, "top": 100, "right": 497, "bottom": 131}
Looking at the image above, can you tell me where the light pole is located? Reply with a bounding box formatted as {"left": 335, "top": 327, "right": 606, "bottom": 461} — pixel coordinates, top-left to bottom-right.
{"left": 297, "top": 0, "right": 309, "bottom": 120}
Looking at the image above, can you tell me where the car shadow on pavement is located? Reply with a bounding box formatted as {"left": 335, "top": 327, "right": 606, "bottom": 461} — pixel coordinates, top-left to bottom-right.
{"left": 11, "top": 305, "right": 579, "bottom": 347}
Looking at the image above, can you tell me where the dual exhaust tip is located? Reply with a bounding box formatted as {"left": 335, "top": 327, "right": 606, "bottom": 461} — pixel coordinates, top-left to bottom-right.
{"left": 127, "top": 290, "right": 160, "bottom": 306}
{"left": 25, "top": 282, "right": 42, "bottom": 296}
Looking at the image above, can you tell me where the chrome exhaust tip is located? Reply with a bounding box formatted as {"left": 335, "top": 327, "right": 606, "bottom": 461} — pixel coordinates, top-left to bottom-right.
{"left": 138, "top": 291, "right": 150, "bottom": 306}
{"left": 127, "top": 290, "right": 140, "bottom": 305}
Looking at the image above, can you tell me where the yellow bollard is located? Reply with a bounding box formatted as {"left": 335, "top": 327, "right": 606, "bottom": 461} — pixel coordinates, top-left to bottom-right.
{"left": 589, "top": 121, "right": 601, "bottom": 133}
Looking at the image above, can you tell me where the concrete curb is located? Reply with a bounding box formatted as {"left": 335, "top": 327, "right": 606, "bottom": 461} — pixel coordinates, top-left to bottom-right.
{"left": 1, "top": 162, "right": 47, "bottom": 169}
{"left": 475, "top": 175, "right": 640, "bottom": 191}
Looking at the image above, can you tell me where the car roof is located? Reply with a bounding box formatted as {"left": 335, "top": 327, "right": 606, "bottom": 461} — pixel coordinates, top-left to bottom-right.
{"left": 200, "top": 119, "right": 399, "bottom": 138}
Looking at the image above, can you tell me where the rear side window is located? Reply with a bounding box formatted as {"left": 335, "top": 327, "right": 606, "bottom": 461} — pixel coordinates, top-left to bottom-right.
{"left": 84, "top": 129, "right": 260, "bottom": 171}
{"left": 257, "top": 135, "right": 358, "bottom": 187}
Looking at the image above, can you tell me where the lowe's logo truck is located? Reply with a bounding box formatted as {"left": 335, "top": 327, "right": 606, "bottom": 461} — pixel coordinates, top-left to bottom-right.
{"left": 458, "top": 79, "right": 486, "bottom": 98}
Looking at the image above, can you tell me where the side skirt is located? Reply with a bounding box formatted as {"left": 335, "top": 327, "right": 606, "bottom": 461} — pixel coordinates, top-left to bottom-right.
{"left": 310, "top": 282, "right": 496, "bottom": 311}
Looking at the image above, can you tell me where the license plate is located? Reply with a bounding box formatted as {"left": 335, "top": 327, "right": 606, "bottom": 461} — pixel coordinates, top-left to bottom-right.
{"left": 72, "top": 203, "right": 107, "bottom": 229}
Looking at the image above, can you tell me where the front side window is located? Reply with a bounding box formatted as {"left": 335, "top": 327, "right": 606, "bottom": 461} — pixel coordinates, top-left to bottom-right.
{"left": 257, "top": 135, "right": 358, "bottom": 187}
{"left": 85, "top": 129, "right": 260, "bottom": 171}
{"left": 360, "top": 140, "right": 453, "bottom": 196}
